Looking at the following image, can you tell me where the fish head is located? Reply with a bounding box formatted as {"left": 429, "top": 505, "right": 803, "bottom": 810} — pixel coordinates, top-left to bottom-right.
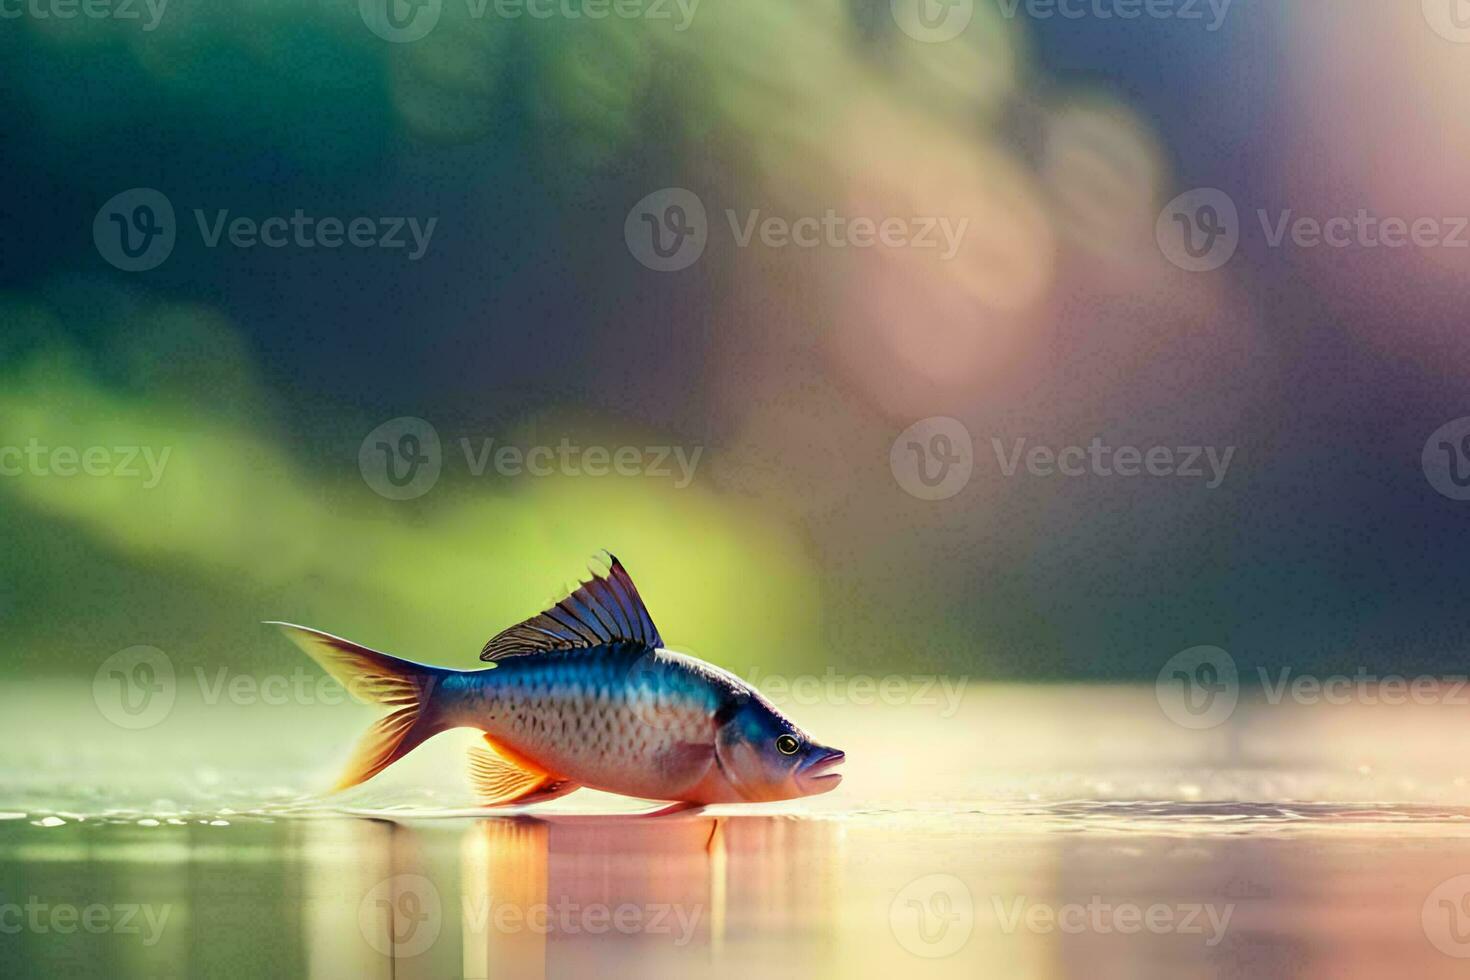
{"left": 713, "top": 695, "right": 845, "bottom": 801}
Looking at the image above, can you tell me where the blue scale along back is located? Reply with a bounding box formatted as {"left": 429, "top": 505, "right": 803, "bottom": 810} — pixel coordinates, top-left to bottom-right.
{"left": 271, "top": 554, "right": 753, "bottom": 805}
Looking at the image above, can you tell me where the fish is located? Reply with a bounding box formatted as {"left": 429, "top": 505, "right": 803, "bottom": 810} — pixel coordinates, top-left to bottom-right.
{"left": 267, "top": 555, "right": 845, "bottom": 806}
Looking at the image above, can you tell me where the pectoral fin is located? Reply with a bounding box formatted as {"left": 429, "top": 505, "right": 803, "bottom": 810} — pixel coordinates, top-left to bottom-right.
{"left": 468, "top": 736, "right": 581, "bottom": 806}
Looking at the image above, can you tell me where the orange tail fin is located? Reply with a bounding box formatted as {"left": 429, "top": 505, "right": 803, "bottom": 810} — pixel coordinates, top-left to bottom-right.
{"left": 267, "top": 622, "right": 451, "bottom": 791}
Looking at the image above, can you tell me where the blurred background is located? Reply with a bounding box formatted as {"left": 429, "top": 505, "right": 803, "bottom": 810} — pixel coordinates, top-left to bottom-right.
{"left": 3, "top": 0, "right": 1470, "bottom": 686}
{"left": 10, "top": 3, "right": 1470, "bottom": 979}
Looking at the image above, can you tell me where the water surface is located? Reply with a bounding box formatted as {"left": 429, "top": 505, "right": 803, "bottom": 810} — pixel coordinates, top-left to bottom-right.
{"left": 6, "top": 684, "right": 1470, "bottom": 977}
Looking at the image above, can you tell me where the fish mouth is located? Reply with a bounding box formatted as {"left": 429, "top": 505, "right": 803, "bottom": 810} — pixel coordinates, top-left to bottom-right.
{"left": 798, "top": 747, "right": 845, "bottom": 793}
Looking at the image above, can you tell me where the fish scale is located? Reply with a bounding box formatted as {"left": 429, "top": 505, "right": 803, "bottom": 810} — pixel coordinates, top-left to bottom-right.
{"left": 271, "top": 555, "right": 843, "bottom": 805}
{"left": 441, "top": 644, "right": 723, "bottom": 794}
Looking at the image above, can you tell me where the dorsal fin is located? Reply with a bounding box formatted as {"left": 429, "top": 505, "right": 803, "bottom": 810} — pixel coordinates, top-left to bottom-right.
{"left": 480, "top": 553, "right": 663, "bottom": 662}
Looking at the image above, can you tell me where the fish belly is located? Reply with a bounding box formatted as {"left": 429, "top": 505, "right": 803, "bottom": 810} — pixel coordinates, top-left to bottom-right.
{"left": 465, "top": 656, "right": 719, "bottom": 801}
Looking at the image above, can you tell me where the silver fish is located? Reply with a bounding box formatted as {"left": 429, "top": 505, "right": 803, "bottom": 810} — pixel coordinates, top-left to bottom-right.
{"left": 269, "top": 555, "right": 844, "bottom": 806}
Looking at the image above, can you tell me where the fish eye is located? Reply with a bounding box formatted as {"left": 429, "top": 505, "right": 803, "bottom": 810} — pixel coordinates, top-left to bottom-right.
{"left": 775, "top": 734, "right": 801, "bottom": 755}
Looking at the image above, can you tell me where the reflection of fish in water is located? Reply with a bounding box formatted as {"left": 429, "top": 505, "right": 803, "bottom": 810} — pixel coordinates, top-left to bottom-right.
{"left": 268, "top": 555, "right": 844, "bottom": 806}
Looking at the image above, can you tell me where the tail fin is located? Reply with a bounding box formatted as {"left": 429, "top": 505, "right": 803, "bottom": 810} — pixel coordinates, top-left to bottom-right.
{"left": 267, "top": 622, "right": 451, "bottom": 792}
